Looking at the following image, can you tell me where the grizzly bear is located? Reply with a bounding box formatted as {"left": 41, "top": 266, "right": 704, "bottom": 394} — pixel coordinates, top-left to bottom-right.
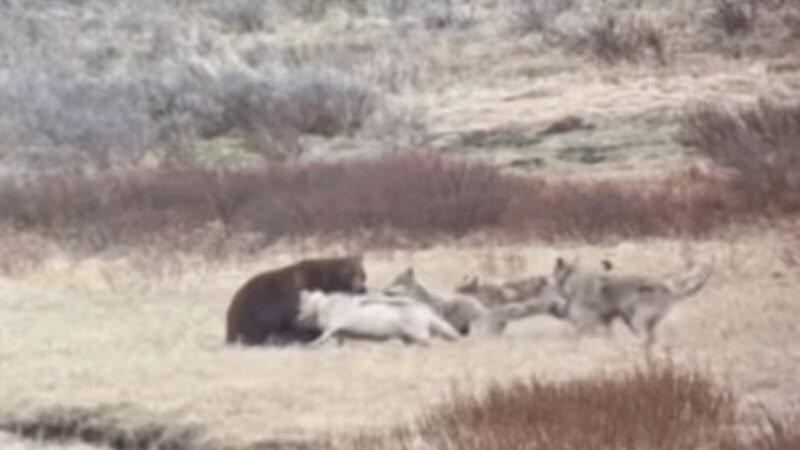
{"left": 225, "top": 255, "right": 367, "bottom": 346}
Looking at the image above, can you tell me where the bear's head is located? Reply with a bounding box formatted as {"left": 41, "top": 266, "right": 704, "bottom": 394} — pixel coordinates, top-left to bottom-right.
{"left": 298, "top": 255, "right": 367, "bottom": 294}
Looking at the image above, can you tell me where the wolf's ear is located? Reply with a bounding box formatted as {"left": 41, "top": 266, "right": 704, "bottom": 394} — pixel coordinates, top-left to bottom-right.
{"left": 601, "top": 260, "right": 614, "bottom": 271}
{"left": 555, "top": 257, "right": 566, "bottom": 271}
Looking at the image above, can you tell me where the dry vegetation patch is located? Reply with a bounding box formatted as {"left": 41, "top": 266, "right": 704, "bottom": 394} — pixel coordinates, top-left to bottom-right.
{"left": 0, "top": 405, "right": 206, "bottom": 450}
{"left": 0, "top": 152, "right": 769, "bottom": 264}
{"left": 680, "top": 97, "right": 800, "bottom": 210}
{"left": 1, "top": 237, "right": 799, "bottom": 448}
{"left": 415, "top": 362, "right": 733, "bottom": 450}
{"left": 347, "top": 361, "right": 800, "bottom": 450}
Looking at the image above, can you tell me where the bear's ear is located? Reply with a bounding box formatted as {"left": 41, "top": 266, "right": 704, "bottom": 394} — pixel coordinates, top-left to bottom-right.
{"left": 601, "top": 259, "right": 614, "bottom": 271}
{"left": 554, "top": 257, "right": 566, "bottom": 271}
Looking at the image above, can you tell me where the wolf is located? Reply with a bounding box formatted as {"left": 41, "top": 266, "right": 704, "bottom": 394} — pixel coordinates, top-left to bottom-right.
{"left": 454, "top": 274, "right": 570, "bottom": 335}
{"left": 552, "top": 256, "right": 714, "bottom": 347}
{"left": 297, "top": 290, "right": 460, "bottom": 347}
{"left": 384, "top": 268, "right": 569, "bottom": 337}
{"left": 383, "top": 267, "right": 486, "bottom": 335}
{"left": 470, "top": 291, "right": 569, "bottom": 336}
{"left": 455, "top": 273, "right": 575, "bottom": 310}
{"left": 455, "top": 275, "right": 526, "bottom": 307}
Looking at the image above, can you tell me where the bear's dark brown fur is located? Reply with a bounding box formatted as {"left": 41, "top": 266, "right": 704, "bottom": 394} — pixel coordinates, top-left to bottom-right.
{"left": 225, "top": 255, "right": 367, "bottom": 346}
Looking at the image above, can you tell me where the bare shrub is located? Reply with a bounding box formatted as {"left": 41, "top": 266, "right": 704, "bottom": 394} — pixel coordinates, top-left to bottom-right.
{"left": 0, "top": 73, "right": 160, "bottom": 168}
{"left": 508, "top": 0, "right": 577, "bottom": 35}
{"left": 679, "top": 98, "right": 800, "bottom": 211}
{"left": 0, "top": 151, "right": 771, "bottom": 260}
{"left": 781, "top": 6, "right": 800, "bottom": 38}
{"left": 584, "top": 14, "right": 667, "bottom": 64}
{"left": 708, "top": 0, "right": 759, "bottom": 36}
{"left": 0, "top": 2, "right": 417, "bottom": 168}
{"left": 0, "top": 153, "right": 513, "bottom": 252}
{"left": 355, "top": 362, "right": 734, "bottom": 450}
{"left": 719, "top": 413, "right": 800, "bottom": 450}
{"left": 505, "top": 170, "right": 743, "bottom": 242}
{"left": 508, "top": 3, "right": 667, "bottom": 65}
{"left": 230, "top": 152, "right": 513, "bottom": 240}
{"left": 153, "top": 64, "right": 379, "bottom": 161}
{"left": 340, "top": 0, "right": 369, "bottom": 16}
{"left": 383, "top": 0, "right": 413, "bottom": 18}
{"left": 276, "top": 67, "right": 377, "bottom": 138}
{"left": 210, "top": 66, "right": 377, "bottom": 160}
{"left": 206, "top": 0, "right": 272, "bottom": 33}
{"left": 745, "top": 416, "right": 800, "bottom": 450}
{"left": 279, "top": 0, "right": 330, "bottom": 20}
{"left": 141, "top": 68, "right": 227, "bottom": 153}
{"left": 0, "top": 62, "right": 381, "bottom": 167}
{"left": 422, "top": 0, "right": 466, "bottom": 30}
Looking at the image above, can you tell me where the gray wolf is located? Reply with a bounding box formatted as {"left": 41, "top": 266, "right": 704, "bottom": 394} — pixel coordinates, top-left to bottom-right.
{"left": 455, "top": 273, "right": 572, "bottom": 311}
{"left": 383, "top": 267, "right": 486, "bottom": 335}
{"left": 552, "top": 256, "right": 714, "bottom": 347}
{"left": 455, "top": 274, "right": 570, "bottom": 335}
{"left": 297, "top": 290, "right": 460, "bottom": 347}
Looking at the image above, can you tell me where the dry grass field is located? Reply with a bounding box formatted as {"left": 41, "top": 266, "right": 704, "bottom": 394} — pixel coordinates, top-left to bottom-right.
{"left": 1, "top": 0, "right": 800, "bottom": 448}
{"left": 2, "top": 234, "right": 799, "bottom": 448}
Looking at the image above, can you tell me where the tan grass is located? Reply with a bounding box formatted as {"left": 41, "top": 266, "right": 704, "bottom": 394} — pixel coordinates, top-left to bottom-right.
{"left": 1, "top": 233, "right": 799, "bottom": 447}
{"left": 0, "top": 432, "right": 104, "bottom": 450}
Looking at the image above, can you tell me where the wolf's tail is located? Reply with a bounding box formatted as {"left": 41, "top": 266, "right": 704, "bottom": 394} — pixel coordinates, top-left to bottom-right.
{"left": 665, "top": 258, "right": 715, "bottom": 300}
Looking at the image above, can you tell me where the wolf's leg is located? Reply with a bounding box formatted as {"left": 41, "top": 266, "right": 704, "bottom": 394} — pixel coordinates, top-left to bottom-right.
{"left": 471, "top": 310, "right": 505, "bottom": 337}
{"left": 488, "top": 316, "right": 508, "bottom": 336}
{"left": 400, "top": 325, "right": 432, "bottom": 346}
{"left": 400, "top": 334, "right": 431, "bottom": 346}
{"left": 643, "top": 316, "right": 659, "bottom": 348}
{"left": 573, "top": 312, "right": 602, "bottom": 338}
{"left": 308, "top": 328, "right": 338, "bottom": 348}
{"left": 599, "top": 319, "right": 615, "bottom": 338}
{"left": 630, "top": 310, "right": 661, "bottom": 348}
{"left": 428, "top": 316, "right": 460, "bottom": 341}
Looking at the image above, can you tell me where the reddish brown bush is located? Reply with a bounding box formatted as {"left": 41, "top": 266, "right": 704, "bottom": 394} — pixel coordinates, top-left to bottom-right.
{"left": 503, "top": 170, "right": 746, "bottom": 242}
{"left": 680, "top": 98, "right": 800, "bottom": 212}
{"left": 720, "top": 414, "right": 800, "bottom": 450}
{"left": 407, "top": 362, "right": 734, "bottom": 450}
{"left": 346, "top": 364, "right": 800, "bottom": 450}
{"left": 0, "top": 151, "right": 780, "bottom": 256}
{"left": 0, "top": 153, "right": 511, "bottom": 252}
{"left": 746, "top": 417, "right": 800, "bottom": 450}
